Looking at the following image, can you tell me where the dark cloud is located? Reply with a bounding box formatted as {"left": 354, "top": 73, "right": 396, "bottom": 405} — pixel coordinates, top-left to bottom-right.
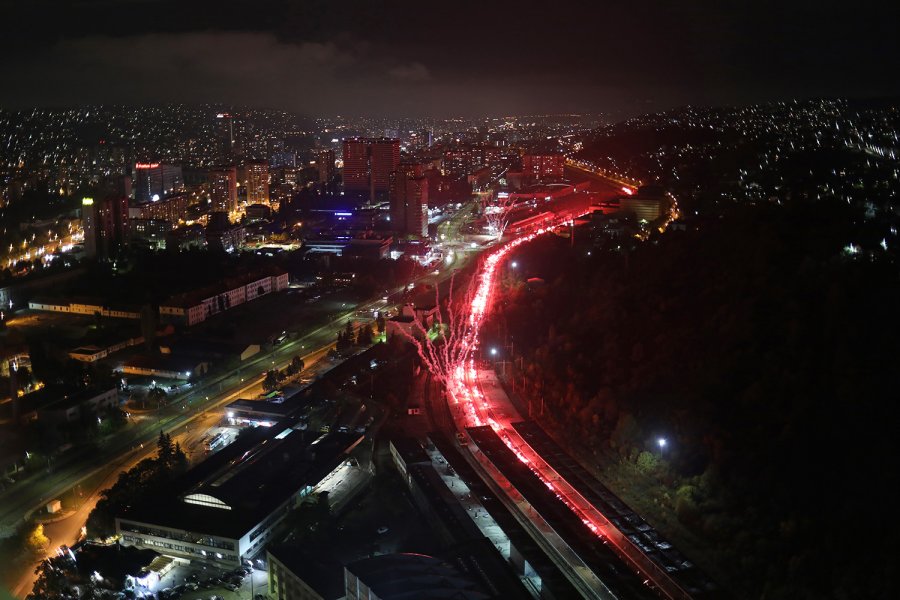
{"left": 0, "top": 31, "right": 645, "bottom": 116}
{"left": 0, "top": 0, "right": 898, "bottom": 116}
{"left": 388, "top": 63, "right": 431, "bottom": 83}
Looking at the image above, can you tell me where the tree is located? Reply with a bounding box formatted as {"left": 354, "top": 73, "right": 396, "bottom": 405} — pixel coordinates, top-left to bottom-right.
{"left": 99, "top": 406, "right": 127, "bottom": 435}
{"left": 375, "top": 313, "right": 386, "bottom": 334}
{"left": 156, "top": 431, "right": 174, "bottom": 467}
{"left": 27, "top": 524, "right": 50, "bottom": 555}
{"left": 173, "top": 442, "right": 188, "bottom": 472}
{"left": 263, "top": 370, "right": 279, "bottom": 392}
{"left": 146, "top": 386, "right": 167, "bottom": 410}
{"left": 15, "top": 365, "right": 32, "bottom": 392}
{"left": 28, "top": 557, "right": 73, "bottom": 599}
{"left": 291, "top": 355, "right": 305, "bottom": 374}
{"left": 336, "top": 328, "right": 351, "bottom": 352}
{"left": 344, "top": 321, "right": 355, "bottom": 344}
{"left": 357, "top": 323, "right": 374, "bottom": 346}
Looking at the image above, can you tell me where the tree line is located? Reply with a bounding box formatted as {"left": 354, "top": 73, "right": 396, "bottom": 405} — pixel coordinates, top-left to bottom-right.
{"left": 495, "top": 201, "right": 900, "bottom": 600}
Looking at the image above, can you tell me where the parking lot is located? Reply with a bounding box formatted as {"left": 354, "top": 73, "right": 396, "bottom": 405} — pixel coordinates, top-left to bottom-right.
{"left": 147, "top": 561, "right": 268, "bottom": 600}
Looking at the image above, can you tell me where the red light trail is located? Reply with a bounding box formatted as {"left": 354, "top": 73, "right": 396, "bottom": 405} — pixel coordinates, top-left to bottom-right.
{"left": 406, "top": 211, "right": 689, "bottom": 599}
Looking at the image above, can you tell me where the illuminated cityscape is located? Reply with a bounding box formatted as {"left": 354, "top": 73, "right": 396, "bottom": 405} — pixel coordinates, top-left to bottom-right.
{"left": 1, "top": 2, "right": 899, "bottom": 600}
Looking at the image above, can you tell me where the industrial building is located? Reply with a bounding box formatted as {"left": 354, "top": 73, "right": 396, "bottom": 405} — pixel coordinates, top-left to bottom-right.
{"left": 116, "top": 424, "right": 365, "bottom": 567}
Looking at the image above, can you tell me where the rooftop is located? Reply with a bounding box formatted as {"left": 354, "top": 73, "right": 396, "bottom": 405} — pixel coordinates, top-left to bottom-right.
{"left": 122, "top": 425, "right": 363, "bottom": 539}
{"left": 225, "top": 398, "right": 297, "bottom": 419}
{"left": 346, "top": 553, "right": 489, "bottom": 600}
{"left": 267, "top": 545, "right": 344, "bottom": 600}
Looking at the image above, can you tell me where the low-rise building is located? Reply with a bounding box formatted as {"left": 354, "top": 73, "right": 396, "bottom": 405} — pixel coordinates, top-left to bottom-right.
{"left": 35, "top": 386, "right": 119, "bottom": 425}
{"left": 267, "top": 546, "right": 344, "bottom": 600}
{"left": 159, "top": 268, "right": 289, "bottom": 327}
{"left": 116, "top": 426, "right": 364, "bottom": 567}
{"left": 69, "top": 335, "right": 144, "bottom": 363}
{"left": 345, "top": 554, "right": 490, "bottom": 600}
{"left": 119, "top": 356, "right": 208, "bottom": 381}
{"left": 620, "top": 185, "right": 666, "bottom": 223}
{"left": 28, "top": 298, "right": 141, "bottom": 320}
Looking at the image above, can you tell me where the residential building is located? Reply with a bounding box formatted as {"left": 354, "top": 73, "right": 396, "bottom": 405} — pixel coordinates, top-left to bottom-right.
{"left": 128, "top": 193, "right": 192, "bottom": 224}
{"left": 35, "top": 386, "right": 119, "bottom": 426}
{"left": 244, "top": 161, "right": 270, "bottom": 205}
{"left": 390, "top": 163, "right": 429, "bottom": 238}
{"left": 316, "top": 149, "right": 335, "bottom": 183}
{"left": 210, "top": 167, "right": 238, "bottom": 214}
{"left": 159, "top": 268, "right": 289, "bottom": 327}
{"left": 522, "top": 153, "right": 565, "bottom": 183}
{"left": 82, "top": 194, "right": 129, "bottom": 259}
{"left": 130, "top": 219, "right": 173, "bottom": 250}
{"left": 342, "top": 138, "right": 400, "bottom": 199}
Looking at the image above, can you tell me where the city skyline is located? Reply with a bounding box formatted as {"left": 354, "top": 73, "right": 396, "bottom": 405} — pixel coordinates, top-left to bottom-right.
{"left": 1, "top": 3, "right": 899, "bottom": 599}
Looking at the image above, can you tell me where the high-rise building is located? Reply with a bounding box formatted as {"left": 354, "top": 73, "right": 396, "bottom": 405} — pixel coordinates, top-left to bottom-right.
{"left": 390, "top": 163, "right": 429, "bottom": 238}
{"left": 82, "top": 197, "right": 97, "bottom": 258}
{"left": 215, "top": 113, "right": 235, "bottom": 161}
{"left": 269, "top": 151, "right": 296, "bottom": 170}
{"left": 342, "top": 140, "right": 370, "bottom": 191}
{"left": 83, "top": 195, "right": 129, "bottom": 259}
{"left": 133, "top": 163, "right": 183, "bottom": 203}
{"left": 316, "top": 149, "right": 335, "bottom": 183}
{"left": 342, "top": 138, "right": 400, "bottom": 199}
{"left": 245, "top": 161, "right": 269, "bottom": 205}
{"left": 522, "top": 153, "right": 565, "bottom": 182}
{"left": 405, "top": 179, "right": 429, "bottom": 238}
{"left": 210, "top": 167, "right": 238, "bottom": 214}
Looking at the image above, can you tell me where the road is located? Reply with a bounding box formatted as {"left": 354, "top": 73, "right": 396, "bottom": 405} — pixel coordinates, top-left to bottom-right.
{"left": 4, "top": 200, "right": 481, "bottom": 597}
{"left": 418, "top": 179, "right": 696, "bottom": 598}
{"left": 0, "top": 286, "right": 403, "bottom": 538}
{"left": 7, "top": 316, "right": 370, "bottom": 598}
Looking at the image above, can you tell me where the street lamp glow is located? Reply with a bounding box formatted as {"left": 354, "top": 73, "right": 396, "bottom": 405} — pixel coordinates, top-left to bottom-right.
{"left": 511, "top": 261, "right": 518, "bottom": 268}
{"left": 490, "top": 347, "right": 498, "bottom": 356}
{"left": 657, "top": 437, "right": 667, "bottom": 449}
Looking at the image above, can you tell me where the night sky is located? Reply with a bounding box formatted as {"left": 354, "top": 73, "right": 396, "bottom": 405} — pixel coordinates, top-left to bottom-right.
{"left": 1, "top": 0, "right": 898, "bottom": 117}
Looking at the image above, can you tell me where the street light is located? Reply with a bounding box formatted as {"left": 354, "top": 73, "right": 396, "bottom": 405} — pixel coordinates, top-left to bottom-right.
{"left": 490, "top": 347, "right": 498, "bottom": 357}
{"left": 511, "top": 261, "right": 518, "bottom": 269}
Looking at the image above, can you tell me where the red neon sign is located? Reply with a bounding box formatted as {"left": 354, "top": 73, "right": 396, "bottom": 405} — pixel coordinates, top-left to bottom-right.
{"left": 135, "top": 163, "right": 160, "bottom": 169}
